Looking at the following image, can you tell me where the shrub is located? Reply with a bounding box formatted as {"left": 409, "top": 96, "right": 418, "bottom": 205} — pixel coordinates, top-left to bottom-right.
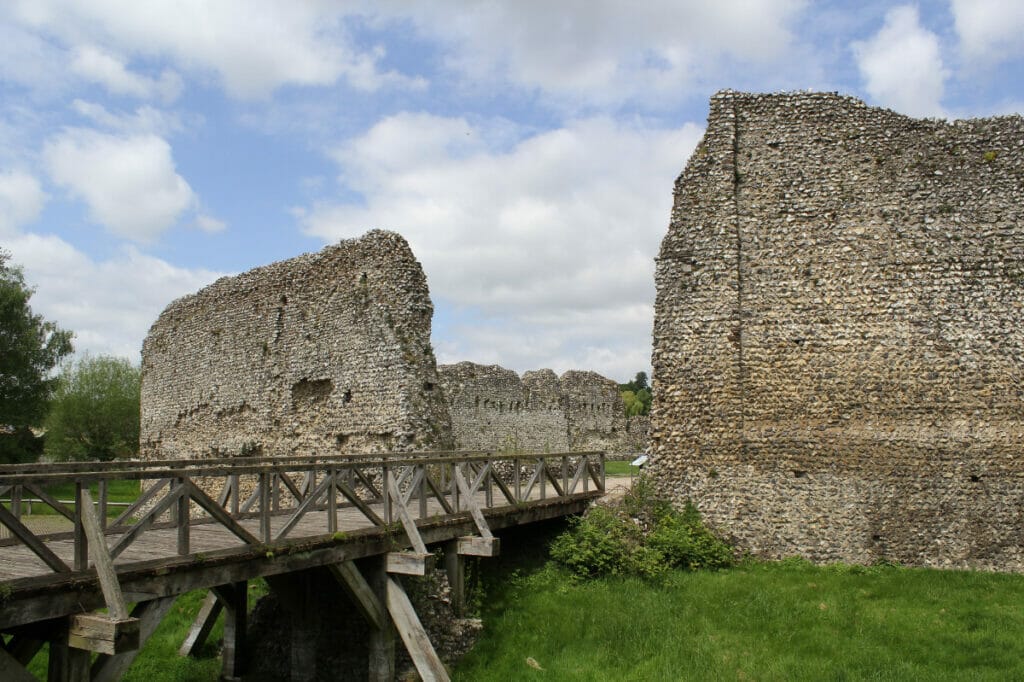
{"left": 550, "top": 482, "right": 734, "bottom": 580}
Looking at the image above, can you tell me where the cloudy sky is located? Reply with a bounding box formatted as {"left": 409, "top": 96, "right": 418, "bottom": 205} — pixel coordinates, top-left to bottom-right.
{"left": 2, "top": 1, "right": 1022, "bottom": 382}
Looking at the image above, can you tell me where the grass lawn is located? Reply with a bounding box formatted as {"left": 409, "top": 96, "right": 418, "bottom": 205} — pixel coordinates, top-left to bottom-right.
{"left": 454, "top": 559, "right": 1024, "bottom": 681}
{"left": 604, "top": 460, "right": 638, "bottom": 476}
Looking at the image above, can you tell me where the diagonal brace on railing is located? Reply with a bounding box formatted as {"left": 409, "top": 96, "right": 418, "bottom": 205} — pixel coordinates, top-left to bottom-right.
{"left": 385, "top": 472, "right": 428, "bottom": 555}
{"left": 453, "top": 466, "right": 493, "bottom": 540}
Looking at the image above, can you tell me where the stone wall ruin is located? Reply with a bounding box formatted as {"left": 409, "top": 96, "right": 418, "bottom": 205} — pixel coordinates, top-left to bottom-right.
{"left": 650, "top": 91, "right": 1024, "bottom": 571}
{"left": 140, "top": 230, "right": 452, "bottom": 459}
{"left": 437, "top": 362, "right": 644, "bottom": 454}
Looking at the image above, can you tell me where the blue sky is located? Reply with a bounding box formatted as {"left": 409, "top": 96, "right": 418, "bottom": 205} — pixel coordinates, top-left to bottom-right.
{"left": 1, "top": 1, "right": 1022, "bottom": 382}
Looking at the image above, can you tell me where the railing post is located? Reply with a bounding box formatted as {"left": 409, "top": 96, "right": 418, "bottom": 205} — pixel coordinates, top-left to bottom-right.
{"left": 539, "top": 457, "right": 546, "bottom": 500}
{"left": 484, "top": 461, "right": 493, "bottom": 508}
{"left": 98, "top": 479, "right": 108, "bottom": 531}
{"left": 230, "top": 474, "right": 240, "bottom": 515}
{"left": 418, "top": 464, "right": 427, "bottom": 519}
{"left": 382, "top": 465, "right": 392, "bottom": 525}
{"left": 11, "top": 484, "right": 21, "bottom": 519}
{"left": 328, "top": 468, "right": 337, "bottom": 534}
{"left": 74, "top": 482, "right": 88, "bottom": 571}
{"left": 583, "top": 454, "right": 589, "bottom": 493}
{"left": 452, "top": 463, "right": 460, "bottom": 512}
{"left": 259, "top": 471, "right": 271, "bottom": 543}
{"left": 176, "top": 477, "right": 190, "bottom": 556}
{"left": 271, "top": 471, "right": 280, "bottom": 512}
{"left": 600, "top": 452, "right": 606, "bottom": 492}
{"left": 514, "top": 457, "right": 521, "bottom": 502}
{"left": 562, "top": 455, "right": 569, "bottom": 496}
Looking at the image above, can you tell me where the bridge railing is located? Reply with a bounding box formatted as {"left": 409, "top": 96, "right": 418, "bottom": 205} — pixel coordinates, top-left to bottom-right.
{"left": 0, "top": 451, "right": 604, "bottom": 578}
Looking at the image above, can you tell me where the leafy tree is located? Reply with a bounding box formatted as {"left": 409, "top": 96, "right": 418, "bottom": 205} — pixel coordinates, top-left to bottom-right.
{"left": 632, "top": 371, "right": 649, "bottom": 392}
{"left": 0, "top": 250, "right": 73, "bottom": 463}
{"left": 44, "top": 355, "right": 140, "bottom": 461}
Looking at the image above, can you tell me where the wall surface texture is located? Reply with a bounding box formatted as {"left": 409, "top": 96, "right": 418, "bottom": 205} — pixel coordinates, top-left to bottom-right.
{"left": 650, "top": 91, "right": 1024, "bottom": 570}
{"left": 437, "top": 362, "right": 640, "bottom": 453}
{"left": 141, "top": 230, "right": 452, "bottom": 459}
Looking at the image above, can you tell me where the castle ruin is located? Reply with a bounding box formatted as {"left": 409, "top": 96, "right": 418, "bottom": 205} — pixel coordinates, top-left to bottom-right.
{"left": 437, "top": 362, "right": 646, "bottom": 454}
{"left": 140, "top": 230, "right": 452, "bottom": 459}
{"left": 650, "top": 91, "right": 1024, "bottom": 570}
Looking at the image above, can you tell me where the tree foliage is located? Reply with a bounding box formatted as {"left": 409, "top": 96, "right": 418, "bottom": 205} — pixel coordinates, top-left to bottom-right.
{"left": 44, "top": 355, "right": 141, "bottom": 461}
{"left": 619, "top": 371, "right": 652, "bottom": 416}
{"left": 0, "top": 250, "right": 73, "bottom": 462}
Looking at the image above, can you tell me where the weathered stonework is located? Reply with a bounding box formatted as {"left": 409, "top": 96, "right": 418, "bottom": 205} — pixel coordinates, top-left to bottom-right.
{"left": 650, "top": 91, "right": 1024, "bottom": 570}
{"left": 437, "top": 363, "right": 638, "bottom": 453}
{"left": 140, "top": 230, "right": 452, "bottom": 459}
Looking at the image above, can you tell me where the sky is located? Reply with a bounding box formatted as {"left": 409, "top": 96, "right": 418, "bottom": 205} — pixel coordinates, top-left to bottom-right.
{"left": 1, "top": 1, "right": 1022, "bottom": 383}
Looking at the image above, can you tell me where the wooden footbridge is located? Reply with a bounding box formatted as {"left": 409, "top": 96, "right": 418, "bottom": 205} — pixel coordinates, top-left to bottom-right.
{"left": 0, "top": 451, "right": 605, "bottom": 681}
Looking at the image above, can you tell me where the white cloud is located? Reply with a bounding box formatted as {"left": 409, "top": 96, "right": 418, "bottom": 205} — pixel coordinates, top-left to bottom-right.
{"left": 10, "top": 0, "right": 423, "bottom": 99}
{"left": 195, "top": 214, "right": 226, "bottom": 233}
{"left": 5, "top": 232, "right": 225, "bottom": 362}
{"left": 952, "top": 0, "right": 1024, "bottom": 63}
{"left": 43, "top": 128, "right": 196, "bottom": 241}
{"left": 383, "top": 0, "right": 805, "bottom": 106}
{"left": 71, "top": 99, "right": 184, "bottom": 136}
{"left": 298, "top": 113, "right": 703, "bottom": 378}
{"left": 852, "top": 5, "right": 948, "bottom": 117}
{"left": 71, "top": 45, "right": 182, "bottom": 102}
{"left": 0, "top": 170, "right": 46, "bottom": 236}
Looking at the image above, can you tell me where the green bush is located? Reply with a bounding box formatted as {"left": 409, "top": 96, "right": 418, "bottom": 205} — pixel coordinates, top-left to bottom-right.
{"left": 550, "top": 483, "right": 733, "bottom": 580}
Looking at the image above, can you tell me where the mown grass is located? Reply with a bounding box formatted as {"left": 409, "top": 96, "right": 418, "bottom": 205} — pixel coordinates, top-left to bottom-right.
{"left": 454, "top": 558, "right": 1024, "bottom": 681}
{"left": 603, "top": 460, "right": 637, "bottom": 476}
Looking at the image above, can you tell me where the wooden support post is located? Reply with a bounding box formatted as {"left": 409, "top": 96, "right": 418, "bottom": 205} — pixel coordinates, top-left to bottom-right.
{"left": 215, "top": 581, "right": 248, "bottom": 681}
{"left": 48, "top": 627, "right": 90, "bottom": 682}
{"left": 327, "top": 468, "right": 337, "bottom": 534}
{"left": 178, "top": 591, "right": 223, "bottom": 657}
{"left": 92, "top": 596, "right": 178, "bottom": 682}
{"left": 0, "top": 646, "right": 36, "bottom": 682}
{"left": 444, "top": 539, "right": 465, "bottom": 617}
{"left": 98, "top": 479, "right": 108, "bottom": 531}
{"left": 386, "top": 576, "right": 450, "bottom": 682}
{"left": 268, "top": 574, "right": 318, "bottom": 682}
{"left": 78, "top": 489, "right": 129, "bottom": 621}
{"left": 328, "top": 561, "right": 385, "bottom": 630}
{"left": 367, "top": 556, "right": 395, "bottom": 682}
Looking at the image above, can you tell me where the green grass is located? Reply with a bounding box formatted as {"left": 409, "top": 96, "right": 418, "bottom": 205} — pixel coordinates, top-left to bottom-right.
{"left": 604, "top": 460, "right": 637, "bottom": 476}
{"left": 27, "top": 582, "right": 268, "bottom": 681}
{"left": 454, "top": 559, "right": 1024, "bottom": 681}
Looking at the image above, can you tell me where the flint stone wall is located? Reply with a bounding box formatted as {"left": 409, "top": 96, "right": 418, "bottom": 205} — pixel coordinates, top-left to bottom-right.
{"left": 140, "top": 230, "right": 452, "bottom": 459}
{"left": 437, "top": 362, "right": 635, "bottom": 453}
{"left": 650, "top": 90, "right": 1024, "bottom": 570}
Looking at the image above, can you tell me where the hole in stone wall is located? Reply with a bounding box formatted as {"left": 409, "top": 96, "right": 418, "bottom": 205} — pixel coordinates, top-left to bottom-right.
{"left": 280, "top": 294, "right": 288, "bottom": 304}
{"left": 336, "top": 434, "right": 349, "bottom": 447}
{"left": 291, "top": 378, "right": 333, "bottom": 404}
{"left": 969, "top": 474, "right": 981, "bottom": 483}
{"left": 793, "top": 470, "right": 807, "bottom": 478}
{"left": 342, "top": 390, "right": 352, "bottom": 404}
{"left": 423, "top": 382, "right": 434, "bottom": 392}
{"left": 872, "top": 534, "right": 882, "bottom": 542}
{"left": 792, "top": 338, "right": 805, "bottom": 346}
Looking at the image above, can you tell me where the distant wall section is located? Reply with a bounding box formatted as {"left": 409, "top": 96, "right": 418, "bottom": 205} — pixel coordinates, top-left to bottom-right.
{"left": 437, "top": 363, "right": 639, "bottom": 454}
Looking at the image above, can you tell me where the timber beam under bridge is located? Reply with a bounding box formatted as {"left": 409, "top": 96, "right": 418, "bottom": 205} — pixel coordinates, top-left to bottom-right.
{"left": 0, "top": 451, "right": 605, "bottom": 681}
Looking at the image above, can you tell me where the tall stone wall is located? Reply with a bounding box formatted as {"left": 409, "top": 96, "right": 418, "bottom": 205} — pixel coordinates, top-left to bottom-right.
{"left": 650, "top": 91, "right": 1024, "bottom": 570}
{"left": 437, "top": 363, "right": 636, "bottom": 453}
{"left": 140, "top": 230, "right": 452, "bottom": 459}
